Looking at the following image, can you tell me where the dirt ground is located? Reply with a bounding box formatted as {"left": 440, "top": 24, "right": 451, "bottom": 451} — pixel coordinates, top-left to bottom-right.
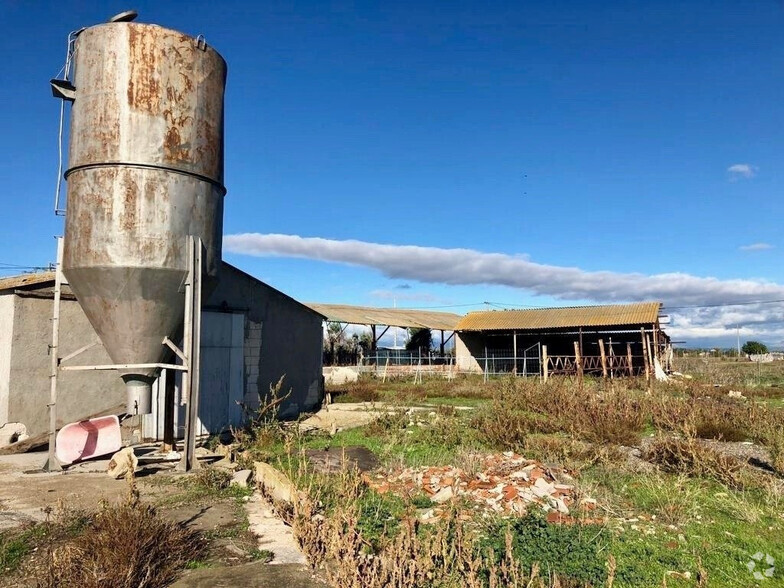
{"left": 0, "top": 449, "right": 321, "bottom": 587}
{"left": 0, "top": 451, "right": 130, "bottom": 530}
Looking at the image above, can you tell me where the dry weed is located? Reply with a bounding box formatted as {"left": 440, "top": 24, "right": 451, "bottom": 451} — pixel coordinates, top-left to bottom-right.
{"left": 38, "top": 489, "right": 204, "bottom": 588}
{"left": 286, "top": 460, "right": 607, "bottom": 588}
{"left": 642, "top": 436, "right": 760, "bottom": 491}
{"left": 473, "top": 379, "right": 644, "bottom": 449}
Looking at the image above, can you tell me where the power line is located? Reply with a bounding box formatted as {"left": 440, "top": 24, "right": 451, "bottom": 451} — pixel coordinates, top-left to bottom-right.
{"left": 0, "top": 262, "right": 49, "bottom": 269}
{"left": 664, "top": 298, "right": 784, "bottom": 310}
{"left": 398, "top": 297, "right": 784, "bottom": 312}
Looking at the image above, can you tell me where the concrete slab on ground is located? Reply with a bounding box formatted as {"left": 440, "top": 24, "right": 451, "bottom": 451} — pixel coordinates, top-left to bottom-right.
{"left": 299, "top": 402, "right": 389, "bottom": 432}
{"left": 304, "top": 446, "right": 379, "bottom": 473}
{"left": 244, "top": 493, "right": 306, "bottom": 565}
{"left": 171, "top": 561, "right": 325, "bottom": 587}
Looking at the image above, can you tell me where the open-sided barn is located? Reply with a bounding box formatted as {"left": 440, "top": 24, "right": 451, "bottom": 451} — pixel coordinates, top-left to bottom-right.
{"left": 455, "top": 302, "right": 670, "bottom": 378}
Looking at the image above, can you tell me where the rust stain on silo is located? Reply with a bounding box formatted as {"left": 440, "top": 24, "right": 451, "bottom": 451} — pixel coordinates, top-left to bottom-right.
{"left": 127, "top": 26, "right": 161, "bottom": 113}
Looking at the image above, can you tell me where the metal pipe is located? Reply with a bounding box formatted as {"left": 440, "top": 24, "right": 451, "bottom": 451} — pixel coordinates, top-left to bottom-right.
{"left": 43, "top": 238, "right": 65, "bottom": 472}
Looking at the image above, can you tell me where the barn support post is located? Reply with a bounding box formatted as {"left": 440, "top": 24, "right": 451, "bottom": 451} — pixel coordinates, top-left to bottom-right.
{"left": 626, "top": 343, "right": 634, "bottom": 377}
{"left": 440, "top": 330, "right": 445, "bottom": 357}
{"left": 646, "top": 335, "right": 654, "bottom": 371}
{"left": 573, "top": 341, "right": 583, "bottom": 390}
{"left": 512, "top": 331, "right": 518, "bottom": 375}
{"left": 599, "top": 339, "right": 607, "bottom": 380}
{"left": 542, "top": 345, "right": 549, "bottom": 383}
{"left": 641, "top": 328, "right": 651, "bottom": 391}
{"left": 652, "top": 325, "right": 660, "bottom": 362}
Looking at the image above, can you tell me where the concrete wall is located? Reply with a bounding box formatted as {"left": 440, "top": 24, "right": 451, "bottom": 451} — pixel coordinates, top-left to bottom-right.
{"left": 6, "top": 294, "right": 124, "bottom": 436}
{"left": 455, "top": 332, "right": 484, "bottom": 373}
{"left": 0, "top": 295, "right": 15, "bottom": 423}
{"left": 1, "top": 263, "right": 323, "bottom": 438}
{"left": 206, "top": 264, "right": 324, "bottom": 418}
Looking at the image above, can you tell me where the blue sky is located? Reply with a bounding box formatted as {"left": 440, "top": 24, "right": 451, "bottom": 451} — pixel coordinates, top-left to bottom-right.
{"left": 1, "top": 1, "right": 783, "bottom": 347}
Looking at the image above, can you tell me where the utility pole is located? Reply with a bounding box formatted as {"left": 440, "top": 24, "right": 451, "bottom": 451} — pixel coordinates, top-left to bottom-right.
{"left": 737, "top": 325, "right": 741, "bottom": 360}
{"left": 393, "top": 297, "right": 397, "bottom": 348}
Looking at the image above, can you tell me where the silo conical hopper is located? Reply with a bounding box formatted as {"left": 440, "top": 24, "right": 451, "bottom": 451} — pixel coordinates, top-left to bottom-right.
{"left": 61, "top": 21, "right": 227, "bottom": 414}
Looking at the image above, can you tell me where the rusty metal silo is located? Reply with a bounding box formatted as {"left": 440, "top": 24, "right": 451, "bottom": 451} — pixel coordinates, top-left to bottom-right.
{"left": 61, "top": 20, "right": 226, "bottom": 414}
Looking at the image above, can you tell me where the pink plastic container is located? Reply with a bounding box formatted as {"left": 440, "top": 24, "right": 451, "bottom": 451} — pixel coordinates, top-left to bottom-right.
{"left": 55, "top": 415, "right": 122, "bottom": 465}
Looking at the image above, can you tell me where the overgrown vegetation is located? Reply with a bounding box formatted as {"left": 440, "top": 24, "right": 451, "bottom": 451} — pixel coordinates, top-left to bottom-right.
{"left": 11, "top": 362, "right": 776, "bottom": 587}
{"left": 289, "top": 368, "right": 784, "bottom": 587}
{"left": 40, "top": 499, "right": 204, "bottom": 588}
{"left": 285, "top": 464, "right": 611, "bottom": 588}
{"left": 0, "top": 477, "right": 205, "bottom": 588}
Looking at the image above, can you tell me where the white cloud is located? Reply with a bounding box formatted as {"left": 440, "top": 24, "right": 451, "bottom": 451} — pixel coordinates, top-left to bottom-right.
{"left": 727, "top": 163, "right": 757, "bottom": 179}
{"left": 739, "top": 243, "right": 773, "bottom": 252}
{"left": 369, "top": 289, "right": 443, "bottom": 303}
{"left": 224, "top": 233, "right": 784, "bottom": 347}
{"left": 225, "top": 233, "right": 784, "bottom": 306}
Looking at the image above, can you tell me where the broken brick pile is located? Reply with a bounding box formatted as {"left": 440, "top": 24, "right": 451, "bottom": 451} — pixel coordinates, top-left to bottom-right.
{"left": 363, "top": 451, "right": 602, "bottom": 524}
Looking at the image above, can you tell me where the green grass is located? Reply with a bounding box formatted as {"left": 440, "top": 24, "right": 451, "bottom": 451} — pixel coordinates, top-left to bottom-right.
{"left": 249, "top": 548, "right": 274, "bottom": 562}
{"left": 0, "top": 524, "right": 47, "bottom": 573}
{"left": 240, "top": 373, "right": 784, "bottom": 586}
{"left": 153, "top": 470, "right": 254, "bottom": 508}
{"left": 580, "top": 467, "right": 784, "bottom": 587}
{"left": 298, "top": 409, "right": 484, "bottom": 468}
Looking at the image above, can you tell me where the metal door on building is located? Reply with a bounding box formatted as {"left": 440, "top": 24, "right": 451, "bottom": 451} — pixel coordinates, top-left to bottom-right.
{"left": 142, "top": 311, "right": 245, "bottom": 441}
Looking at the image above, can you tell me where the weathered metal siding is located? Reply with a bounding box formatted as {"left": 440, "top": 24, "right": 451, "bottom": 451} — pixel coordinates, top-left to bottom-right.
{"left": 456, "top": 302, "right": 662, "bottom": 331}
{"left": 62, "top": 22, "right": 226, "bottom": 379}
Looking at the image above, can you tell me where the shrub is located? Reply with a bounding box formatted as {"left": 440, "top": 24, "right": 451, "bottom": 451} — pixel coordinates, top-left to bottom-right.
{"left": 40, "top": 500, "right": 204, "bottom": 588}
{"left": 472, "top": 379, "right": 644, "bottom": 449}
{"left": 482, "top": 512, "right": 609, "bottom": 587}
{"left": 642, "top": 436, "right": 758, "bottom": 490}
{"left": 742, "top": 341, "right": 768, "bottom": 355}
{"left": 194, "top": 466, "right": 232, "bottom": 492}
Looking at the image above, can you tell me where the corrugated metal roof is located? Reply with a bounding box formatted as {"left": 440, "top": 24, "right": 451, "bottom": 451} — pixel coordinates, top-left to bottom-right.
{"left": 456, "top": 302, "right": 661, "bottom": 331}
{"left": 305, "top": 303, "right": 461, "bottom": 331}
{"left": 0, "top": 272, "right": 55, "bottom": 292}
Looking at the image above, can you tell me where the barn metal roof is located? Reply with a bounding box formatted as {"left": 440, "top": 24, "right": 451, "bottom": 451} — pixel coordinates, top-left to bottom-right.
{"left": 305, "top": 303, "right": 461, "bottom": 331}
{"left": 456, "top": 302, "right": 661, "bottom": 331}
{"left": 0, "top": 272, "right": 55, "bottom": 292}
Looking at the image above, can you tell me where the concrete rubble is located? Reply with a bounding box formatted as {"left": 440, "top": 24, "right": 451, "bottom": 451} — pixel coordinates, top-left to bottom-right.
{"left": 106, "top": 446, "right": 138, "bottom": 479}
{"left": 323, "top": 366, "right": 360, "bottom": 386}
{"left": 231, "top": 469, "right": 253, "bottom": 488}
{"left": 255, "top": 461, "right": 296, "bottom": 504}
{"left": 363, "top": 451, "right": 602, "bottom": 524}
{"left": 0, "top": 422, "right": 29, "bottom": 448}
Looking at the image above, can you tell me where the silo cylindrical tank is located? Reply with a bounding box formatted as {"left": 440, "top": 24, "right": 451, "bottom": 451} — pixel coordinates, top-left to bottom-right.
{"left": 61, "top": 21, "right": 227, "bottom": 414}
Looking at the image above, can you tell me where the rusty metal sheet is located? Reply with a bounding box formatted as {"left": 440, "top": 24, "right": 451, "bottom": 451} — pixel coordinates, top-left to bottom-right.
{"left": 0, "top": 272, "right": 55, "bottom": 293}
{"left": 456, "top": 302, "right": 662, "bottom": 331}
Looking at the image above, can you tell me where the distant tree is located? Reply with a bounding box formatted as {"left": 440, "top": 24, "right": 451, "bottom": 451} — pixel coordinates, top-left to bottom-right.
{"left": 406, "top": 328, "right": 433, "bottom": 353}
{"left": 358, "top": 331, "right": 374, "bottom": 354}
{"left": 742, "top": 341, "right": 768, "bottom": 355}
{"left": 325, "top": 322, "right": 345, "bottom": 365}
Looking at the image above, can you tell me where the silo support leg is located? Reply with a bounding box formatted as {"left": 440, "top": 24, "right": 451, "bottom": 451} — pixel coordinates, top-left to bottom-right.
{"left": 43, "top": 237, "right": 65, "bottom": 473}
{"left": 177, "top": 236, "right": 204, "bottom": 472}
